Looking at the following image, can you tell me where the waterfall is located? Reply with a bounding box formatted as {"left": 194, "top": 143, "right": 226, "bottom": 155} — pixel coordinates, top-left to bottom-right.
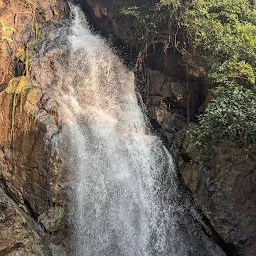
{"left": 53, "top": 4, "right": 221, "bottom": 256}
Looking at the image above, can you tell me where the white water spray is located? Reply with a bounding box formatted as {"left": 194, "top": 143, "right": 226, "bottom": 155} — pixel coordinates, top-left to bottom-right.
{"left": 53, "top": 5, "right": 220, "bottom": 256}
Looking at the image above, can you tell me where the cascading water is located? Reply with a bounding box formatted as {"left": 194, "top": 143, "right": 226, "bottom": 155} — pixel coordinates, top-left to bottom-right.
{"left": 53, "top": 4, "right": 223, "bottom": 256}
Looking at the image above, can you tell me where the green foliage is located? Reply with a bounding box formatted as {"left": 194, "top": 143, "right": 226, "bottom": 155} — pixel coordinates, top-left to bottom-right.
{"left": 196, "top": 85, "right": 256, "bottom": 147}
{"left": 117, "top": 0, "right": 172, "bottom": 51}
{"left": 119, "top": 0, "right": 256, "bottom": 86}
{"left": 118, "top": 1, "right": 256, "bottom": 148}
{"left": 179, "top": 0, "right": 256, "bottom": 86}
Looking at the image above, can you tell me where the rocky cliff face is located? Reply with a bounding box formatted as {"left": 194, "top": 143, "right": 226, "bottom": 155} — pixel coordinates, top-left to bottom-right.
{"left": 0, "top": 72, "right": 69, "bottom": 256}
{"left": 0, "top": 186, "right": 44, "bottom": 255}
{"left": 0, "top": 0, "right": 70, "bottom": 254}
{"left": 181, "top": 137, "right": 256, "bottom": 256}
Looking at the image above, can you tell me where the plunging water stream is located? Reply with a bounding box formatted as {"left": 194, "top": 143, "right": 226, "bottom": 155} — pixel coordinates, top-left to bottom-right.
{"left": 53, "top": 4, "right": 222, "bottom": 256}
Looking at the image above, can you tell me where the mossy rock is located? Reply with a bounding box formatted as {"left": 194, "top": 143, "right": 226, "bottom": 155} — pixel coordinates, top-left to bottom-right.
{"left": 39, "top": 206, "right": 65, "bottom": 233}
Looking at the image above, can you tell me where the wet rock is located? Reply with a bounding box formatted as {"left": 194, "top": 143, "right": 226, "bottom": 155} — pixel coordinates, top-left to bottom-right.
{"left": 180, "top": 136, "right": 256, "bottom": 256}
{"left": 39, "top": 206, "right": 65, "bottom": 232}
{"left": 0, "top": 187, "right": 44, "bottom": 255}
{"left": 49, "top": 243, "right": 68, "bottom": 256}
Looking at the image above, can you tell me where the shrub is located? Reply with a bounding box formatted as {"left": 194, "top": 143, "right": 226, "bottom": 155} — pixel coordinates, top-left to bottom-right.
{"left": 197, "top": 85, "right": 256, "bottom": 147}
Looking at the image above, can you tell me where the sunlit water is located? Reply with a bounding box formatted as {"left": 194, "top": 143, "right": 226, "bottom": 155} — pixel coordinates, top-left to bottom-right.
{"left": 51, "top": 4, "right": 223, "bottom": 256}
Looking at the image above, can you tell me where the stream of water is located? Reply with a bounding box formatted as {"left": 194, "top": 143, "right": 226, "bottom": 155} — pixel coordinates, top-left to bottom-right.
{"left": 54, "top": 4, "right": 222, "bottom": 256}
